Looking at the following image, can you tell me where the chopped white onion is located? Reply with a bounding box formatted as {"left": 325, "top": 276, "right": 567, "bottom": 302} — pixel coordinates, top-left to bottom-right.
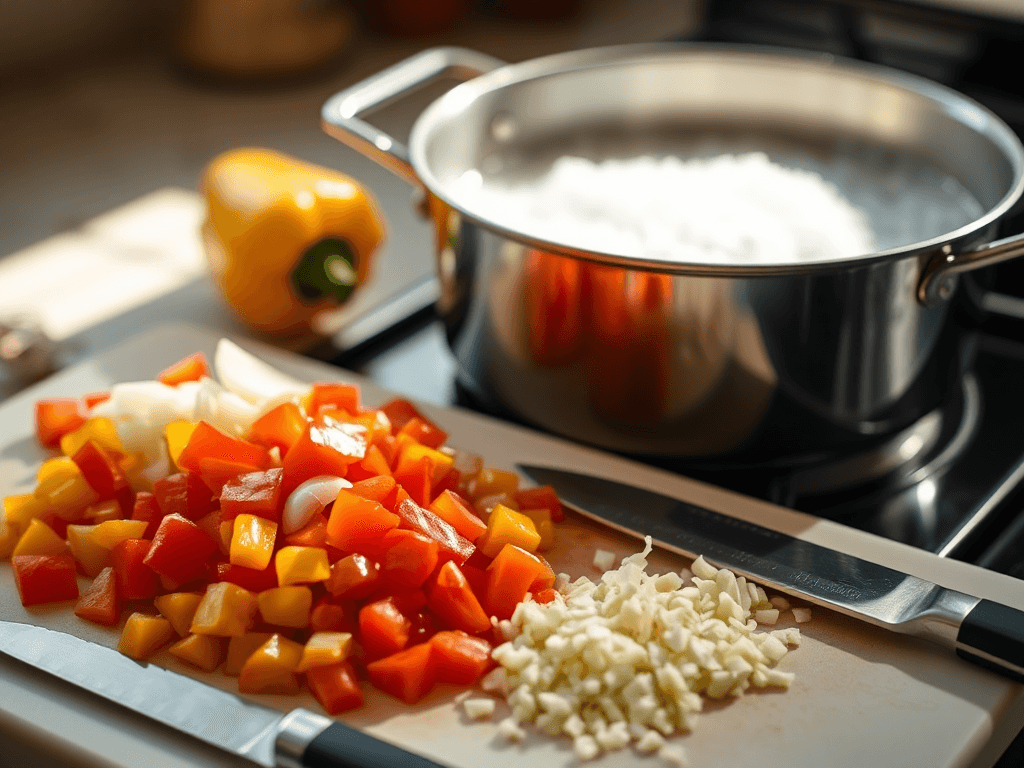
{"left": 281, "top": 475, "right": 352, "bottom": 534}
{"left": 214, "top": 338, "right": 308, "bottom": 406}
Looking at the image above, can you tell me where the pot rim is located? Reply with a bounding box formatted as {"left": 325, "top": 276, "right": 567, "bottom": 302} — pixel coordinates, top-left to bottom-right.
{"left": 408, "top": 42, "right": 1024, "bottom": 277}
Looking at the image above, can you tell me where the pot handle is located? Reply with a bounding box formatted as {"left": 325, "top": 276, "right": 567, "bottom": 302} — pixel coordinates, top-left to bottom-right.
{"left": 321, "top": 47, "right": 506, "bottom": 186}
{"left": 919, "top": 230, "right": 1024, "bottom": 306}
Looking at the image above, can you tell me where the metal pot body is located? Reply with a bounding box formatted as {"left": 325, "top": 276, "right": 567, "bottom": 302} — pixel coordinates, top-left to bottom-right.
{"left": 322, "top": 45, "right": 1024, "bottom": 459}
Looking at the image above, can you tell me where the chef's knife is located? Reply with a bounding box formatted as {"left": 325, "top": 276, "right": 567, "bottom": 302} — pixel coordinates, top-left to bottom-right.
{"left": 0, "top": 620, "right": 444, "bottom": 768}
{"left": 519, "top": 465, "right": 1024, "bottom": 682}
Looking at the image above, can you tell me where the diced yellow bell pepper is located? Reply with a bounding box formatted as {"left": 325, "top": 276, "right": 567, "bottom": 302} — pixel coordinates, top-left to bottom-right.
{"left": 118, "top": 613, "right": 175, "bottom": 660}
{"left": 476, "top": 503, "right": 540, "bottom": 558}
{"left": 467, "top": 468, "right": 520, "bottom": 500}
{"left": 34, "top": 469, "right": 98, "bottom": 521}
{"left": 89, "top": 519, "right": 149, "bottom": 549}
{"left": 520, "top": 507, "right": 554, "bottom": 551}
{"left": 0, "top": 519, "right": 17, "bottom": 560}
{"left": 13, "top": 518, "right": 69, "bottom": 558}
{"left": 296, "top": 631, "right": 353, "bottom": 672}
{"left": 66, "top": 524, "right": 111, "bottom": 577}
{"left": 37, "top": 456, "right": 79, "bottom": 484}
{"left": 230, "top": 514, "right": 278, "bottom": 571}
{"left": 395, "top": 443, "right": 454, "bottom": 486}
{"left": 224, "top": 632, "right": 274, "bottom": 676}
{"left": 257, "top": 585, "right": 312, "bottom": 628}
{"left": 60, "top": 417, "right": 124, "bottom": 459}
{"left": 165, "top": 421, "right": 198, "bottom": 470}
{"left": 168, "top": 633, "right": 226, "bottom": 672}
{"left": 154, "top": 592, "right": 205, "bottom": 636}
{"left": 473, "top": 492, "right": 518, "bottom": 517}
{"left": 275, "top": 546, "right": 330, "bottom": 586}
{"left": 190, "top": 581, "right": 258, "bottom": 637}
{"left": 237, "top": 634, "right": 304, "bottom": 695}
{"left": 218, "top": 521, "right": 233, "bottom": 558}
{"left": 3, "top": 494, "right": 42, "bottom": 538}
{"left": 83, "top": 500, "right": 123, "bottom": 523}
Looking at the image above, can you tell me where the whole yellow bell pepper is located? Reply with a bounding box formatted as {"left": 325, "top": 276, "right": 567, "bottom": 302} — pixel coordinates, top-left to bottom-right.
{"left": 202, "top": 148, "right": 386, "bottom": 343}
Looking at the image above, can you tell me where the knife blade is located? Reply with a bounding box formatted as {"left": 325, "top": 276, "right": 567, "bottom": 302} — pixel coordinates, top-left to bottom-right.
{"left": 0, "top": 620, "right": 444, "bottom": 768}
{"left": 518, "top": 464, "right": 1024, "bottom": 682}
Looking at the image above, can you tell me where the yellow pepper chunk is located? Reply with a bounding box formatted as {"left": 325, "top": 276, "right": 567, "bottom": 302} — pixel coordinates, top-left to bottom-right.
{"left": 190, "top": 582, "right": 258, "bottom": 637}
{"left": 13, "top": 518, "right": 68, "bottom": 558}
{"left": 118, "top": 613, "right": 175, "bottom": 660}
{"left": 224, "top": 632, "right": 274, "bottom": 677}
{"left": 520, "top": 507, "right": 554, "bottom": 551}
{"left": 230, "top": 514, "right": 278, "bottom": 571}
{"left": 476, "top": 503, "right": 541, "bottom": 558}
{"left": 66, "top": 524, "right": 111, "bottom": 577}
{"left": 165, "top": 421, "right": 198, "bottom": 470}
{"left": 0, "top": 519, "right": 18, "bottom": 559}
{"left": 218, "top": 520, "right": 233, "bottom": 558}
{"left": 60, "top": 417, "right": 124, "bottom": 459}
{"left": 275, "top": 546, "right": 330, "bottom": 586}
{"left": 4, "top": 494, "right": 43, "bottom": 536}
{"left": 168, "top": 634, "right": 226, "bottom": 672}
{"left": 34, "top": 471, "right": 98, "bottom": 520}
{"left": 296, "top": 631, "right": 353, "bottom": 673}
{"left": 237, "top": 634, "right": 304, "bottom": 695}
{"left": 83, "top": 500, "right": 123, "bottom": 523}
{"left": 36, "top": 456, "right": 79, "bottom": 485}
{"left": 154, "top": 592, "right": 205, "bottom": 637}
{"left": 257, "top": 586, "right": 312, "bottom": 628}
{"left": 89, "top": 519, "right": 149, "bottom": 549}
{"left": 395, "top": 443, "right": 454, "bottom": 486}
{"left": 467, "top": 468, "right": 520, "bottom": 500}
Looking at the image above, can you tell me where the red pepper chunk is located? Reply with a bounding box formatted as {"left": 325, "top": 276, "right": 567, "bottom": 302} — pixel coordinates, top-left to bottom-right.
{"left": 397, "top": 417, "right": 448, "bottom": 450}
{"left": 425, "top": 561, "right": 491, "bottom": 635}
{"left": 306, "top": 661, "right": 364, "bottom": 715}
{"left": 215, "top": 562, "right": 279, "bottom": 593}
{"left": 429, "top": 631, "right": 493, "bottom": 685}
{"left": 325, "top": 554, "right": 380, "bottom": 600}
{"left": 12, "top": 554, "right": 79, "bottom": 606}
{"left": 484, "top": 544, "right": 546, "bottom": 620}
{"left": 395, "top": 499, "right": 474, "bottom": 566}
{"left": 247, "top": 402, "right": 306, "bottom": 456}
{"left": 281, "top": 422, "right": 367, "bottom": 499}
{"left": 515, "top": 485, "right": 564, "bottom": 522}
{"left": 110, "top": 538, "right": 159, "bottom": 600}
{"left": 153, "top": 472, "right": 218, "bottom": 521}
{"left": 219, "top": 468, "right": 284, "bottom": 523}
{"left": 72, "top": 440, "right": 130, "bottom": 499}
{"left": 74, "top": 566, "right": 121, "bottom": 626}
{"left": 366, "top": 642, "right": 437, "bottom": 705}
{"left": 379, "top": 398, "right": 424, "bottom": 433}
{"left": 177, "top": 421, "right": 271, "bottom": 476}
{"left": 308, "top": 382, "right": 359, "bottom": 417}
{"left": 143, "top": 514, "right": 218, "bottom": 585}
{"left": 325, "top": 491, "right": 400, "bottom": 555}
{"left": 157, "top": 352, "right": 210, "bottom": 386}
{"left": 131, "top": 492, "right": 163, "bottom": 539}
{"left": 379, "top": 529, "right": 439, "bottom": 589}
{"left": 359, "top": 597, "right": 411, "bottom": 659}
{"left": 391, "top": 458, "right": 432, "bottom": 507}
{"left": 428, "top": 490, "right": 486, "bottom": 543}
{"left": 348, "top": 476, "right": 401, "bottom": 511}
{"left": 35, "top": 399, "right": 86, "bottom": 450}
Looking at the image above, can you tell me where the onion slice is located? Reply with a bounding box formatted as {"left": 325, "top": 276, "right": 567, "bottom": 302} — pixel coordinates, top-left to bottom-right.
{"left": 281, "top": 475, "right": 352, "bottom": 534}
{"left": 214, "top": 339, "right": 308, "bottom": 406}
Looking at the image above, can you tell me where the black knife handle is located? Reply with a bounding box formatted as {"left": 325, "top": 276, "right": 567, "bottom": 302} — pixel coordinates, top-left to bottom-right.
{"left": 303, "top": 721, "right": 446, "bottom": 768}
{"left": 956, "top": 599, "right": 1024, "bottom": 683}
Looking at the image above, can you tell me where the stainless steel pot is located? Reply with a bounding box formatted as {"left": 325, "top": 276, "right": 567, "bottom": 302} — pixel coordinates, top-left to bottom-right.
{"left": 322, "top": 45, "right": 1024, "bottom": 460}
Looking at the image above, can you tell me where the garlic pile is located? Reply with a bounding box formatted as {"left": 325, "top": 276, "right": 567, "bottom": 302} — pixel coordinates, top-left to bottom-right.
{"left": 482, "top": 538, "right": 802, "bottom": 763}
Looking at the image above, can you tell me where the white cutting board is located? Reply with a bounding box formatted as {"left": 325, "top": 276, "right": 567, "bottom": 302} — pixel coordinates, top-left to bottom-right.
{"left": 0, "top": 324, "right": 1021, "bottom": 768}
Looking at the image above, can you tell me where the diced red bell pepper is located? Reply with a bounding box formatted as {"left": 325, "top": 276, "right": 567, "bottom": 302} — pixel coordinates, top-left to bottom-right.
{"left": 379, "top": 398, "right": 424, "bottom": 434}
{"left": 425, "top": 561, "right": 491, "bottom": 635}
{"left": 152, "top": 471, "right": 218, "bottom": 521}
{"left": 308, "top": 382, "right": 360, "bottom": 417}
{"left": 74, "top": 566, "right": 121, "bottom": 626}
{"left": 484, "top": 544, "right": 546, "bottom": 620}
{"left": 374, "top": 434, "right": 400, "bottom": 468}
{"left": 359, "top": 596, "right": 412, "bottom": 659}
{"left": 378, "top": 529, "right": 439, "bottom": 589}
{"left": 109, "top": 538, "right": 159, "bottom": 600}
{"left": 72, "top": 440, "right": 129, "bottom": 500}
{"left": 325, "top": 553, "right": 380, "bottom": 600}
{"left": 284, "top": 513, "right": 329, "bottom": 548}
{"left": 532, "top": 587, "right": 560, "bottom": 604}
{"left": 35, "top": 399, "right": 86, "bottom": 450}
{"left": 219, "top": 468, "right": 284, "bottom": 523}
{"left": 343, "top": 445, "right": 393, "bottom": 483}
{"left": 195, "top": 457, "right": 263, "bottom": 496}
{"left": 392, "top": 458, "right": 433, "bottom": 507}
{"left": 281, "top": 421, "right": 367, "bottom": 498}
{"left": 12, "top": 554, "right": 79, "bottom": 606}
{"left": 407, "top": 608, "right": 440, "bottom": 646}
{"left": 247, "top": 402, "right": 307, "bottom": 457}
{"left": 431, "top": 468, "right": 463, "bottom": 502}
{"left": 157, "top": 352, "right": 210, "bottom": 386}
{"left": 514, "top": 485, "right": 565, "bottom": 522}
{"left": 215, "top": 561, "right": 279, "bottom": 593}
{"left": 82, "top": 391, "right": 111, "bottom": 409}
{"left": 395, "top": 499, "right": 474, "bottom": 566}
{"left": 306, "top": 661, "right": 364, "bottom": 715}
{"left": 459, "top": 561, "right": 489, "bottom": 601}
{"left": 310, "top": 599, "right": 355, "bottom": 634}
{"left": 429, "top": 630, "right": 493, "bottom": 685}
{"left": 143, "top": 513, "right": 218, "bottom": 585}
{"left": 325, "top": 491, "right": 400, "bottom": 555}
{"left": 177, "top": 421, "right": 271, "bottom": 476}
{"left": 529, "top": 555, "right": 557, "bottom": 593}
{"left": 349, "top": 476, "right": 401, "bottom": 511}
{"left": 397, "top": 417, "right": 448, "bottom": 450}
{"left": 366, "top": 642, "right": 436, "bottom": 705}
{"left": 428, "top": 490, "right": 486, "bottom": 543}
